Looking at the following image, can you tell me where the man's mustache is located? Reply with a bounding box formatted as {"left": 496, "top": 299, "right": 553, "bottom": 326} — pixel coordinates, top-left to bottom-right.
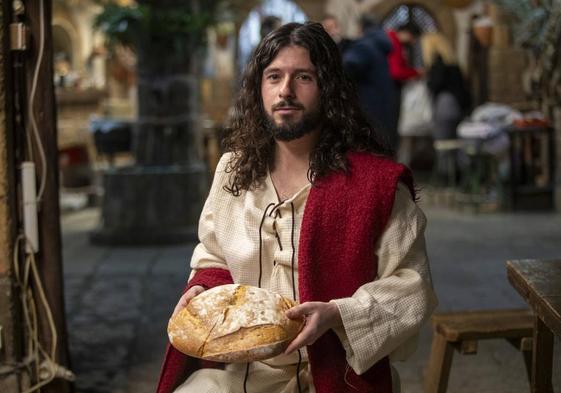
{"left": 272, "top": 100, "right": 305, "bottom": 111}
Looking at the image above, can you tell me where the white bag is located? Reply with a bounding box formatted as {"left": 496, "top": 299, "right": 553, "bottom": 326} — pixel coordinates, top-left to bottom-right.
{"left": 398, "top": 80, "right": 433, "bottom": 136}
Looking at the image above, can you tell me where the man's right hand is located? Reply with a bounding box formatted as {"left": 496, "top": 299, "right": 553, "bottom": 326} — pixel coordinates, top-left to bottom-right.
{"left": 172, "top": 285, "right": 205, "bottom": 317}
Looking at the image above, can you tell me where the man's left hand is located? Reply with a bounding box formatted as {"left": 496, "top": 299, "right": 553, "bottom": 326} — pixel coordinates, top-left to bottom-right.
{"left": 284, "top": 301, "right": 343, "bottom": 355}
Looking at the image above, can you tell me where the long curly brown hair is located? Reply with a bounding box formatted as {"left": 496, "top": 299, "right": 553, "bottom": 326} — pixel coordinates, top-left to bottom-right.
{"left": 222, "top": 22, "right": 392, "bottom": 196}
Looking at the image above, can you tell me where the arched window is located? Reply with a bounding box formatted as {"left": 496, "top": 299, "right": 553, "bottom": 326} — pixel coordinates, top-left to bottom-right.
{"left": 382, "top": 4, "right": 438, "bottom": 32}
{"left": 382, "top": 4, "right": 438, "bottom": 67}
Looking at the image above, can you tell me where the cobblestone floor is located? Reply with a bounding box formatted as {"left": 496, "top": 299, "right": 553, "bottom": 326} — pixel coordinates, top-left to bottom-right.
{"left": 62, "top": 209, "right": 191, "bottom": 393}
{"left": 61, "top": 203, "right": 561, "bottom": 393}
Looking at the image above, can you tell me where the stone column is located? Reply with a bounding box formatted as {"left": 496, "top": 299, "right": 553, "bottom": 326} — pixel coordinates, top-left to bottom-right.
{"left": 554, "top": 107, "right": 561, "bottom": 211}
{"left": 91, "top": 1, "right": 209, "bottom": 245}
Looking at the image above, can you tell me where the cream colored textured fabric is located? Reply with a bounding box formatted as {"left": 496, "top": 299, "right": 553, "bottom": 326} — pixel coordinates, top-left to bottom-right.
{"left": 176, "top": 361, "right": 315, "bottom": 393}
{"left": 179, "top": 153, "right": 437, "bottom": 392}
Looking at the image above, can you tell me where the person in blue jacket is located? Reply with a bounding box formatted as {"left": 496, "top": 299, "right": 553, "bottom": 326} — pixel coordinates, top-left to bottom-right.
{"left": 343, "top": 16, "right": 397, "bottom": 151}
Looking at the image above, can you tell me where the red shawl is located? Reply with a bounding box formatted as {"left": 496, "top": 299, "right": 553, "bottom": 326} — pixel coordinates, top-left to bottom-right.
{"left": 157, "top": 152, "right": 414, "bottom": 393}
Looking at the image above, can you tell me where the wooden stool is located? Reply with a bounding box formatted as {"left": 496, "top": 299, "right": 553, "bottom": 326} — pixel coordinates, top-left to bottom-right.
{"left": 424, "top": 309, "right": 534, "bottom": 393}
{"left": 431, "top": 139, "right": 464, "bottom": 188}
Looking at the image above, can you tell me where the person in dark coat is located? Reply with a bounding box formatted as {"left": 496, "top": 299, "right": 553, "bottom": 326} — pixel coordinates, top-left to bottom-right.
{"left": 343, "top": 16, "right": 396, "bottom": 151}
{"left": 426, "top": 55, "right": 471, "bottom": 140}
{"left": 426, "top": 54, "right": 471, "bottom": 181}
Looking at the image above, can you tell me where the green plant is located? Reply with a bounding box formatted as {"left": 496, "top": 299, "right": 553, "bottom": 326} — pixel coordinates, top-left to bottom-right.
{"left": 93, "top": 0, "right": 227, "bottom": 51}
{"left": 492, "top": 0, "right": 549, "bottom": 49}
{"left": 492, "top": 0, "right": 561, "bottom": 109}
{"left": 93, "top": 3, "right": 143, "bottom": 48}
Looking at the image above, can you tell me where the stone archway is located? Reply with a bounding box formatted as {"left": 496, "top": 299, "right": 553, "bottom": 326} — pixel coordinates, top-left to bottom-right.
{"left": 51, "top": 19, "right": 80, "bottom": 70}
{"left": 52, "top": 24, "right": 73, "bottom": 62}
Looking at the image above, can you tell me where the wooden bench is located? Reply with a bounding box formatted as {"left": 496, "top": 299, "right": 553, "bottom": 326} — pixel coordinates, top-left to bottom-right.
{"left": 424, "top": 308, "right": 534, "bottom": 393}
{"left": 431, "top": 139, "right": 464, "bottom": 188}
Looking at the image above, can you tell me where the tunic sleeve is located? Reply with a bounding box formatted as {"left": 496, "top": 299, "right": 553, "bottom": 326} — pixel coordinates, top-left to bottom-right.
{"left": 188, "top": 154, "right": 232, "bottom": 282}
{"left": 330, "top": 183, "right": 438, "bottom": 374}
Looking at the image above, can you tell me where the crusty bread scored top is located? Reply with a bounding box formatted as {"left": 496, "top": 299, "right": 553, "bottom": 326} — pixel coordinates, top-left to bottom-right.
{"left": 168, "top": 284, "right": 304, "bottom": 363}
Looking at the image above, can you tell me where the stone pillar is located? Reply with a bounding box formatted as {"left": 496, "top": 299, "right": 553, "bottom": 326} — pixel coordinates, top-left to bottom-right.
{"left": 91, "top": 1, "right": 209, "bottom": 245}
{"left": 554, "top": 107, "right": 561, "bottom": 212}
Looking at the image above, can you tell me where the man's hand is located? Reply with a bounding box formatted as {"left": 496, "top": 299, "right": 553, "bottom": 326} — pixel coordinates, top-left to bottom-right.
{"left": 172, "top": 285, "right": 205, "bottom": 317}
{"left": 284, "top": 301, "right": 343, "bottom": 355}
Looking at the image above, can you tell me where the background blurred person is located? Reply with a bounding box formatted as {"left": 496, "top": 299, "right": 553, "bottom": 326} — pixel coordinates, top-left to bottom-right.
{"left": 426, "top": 42, "right": 471, "bottom": 181}
{"left": 421, "top": 31, "right": 457, "bottom": 70}
{"left": 387, "top": 22, "right": 423, "bottom": 149}
{"left": 343, "top": 16, "right": 396, "bottom": 150}
{"left": 426, "top": 42, "right": 471, "bottom": 141}
{"left": 260, "top": 15, "right": 283, "bottom": 40}
{"left": 321, "top": 14, "right": 354, "bottom": 56}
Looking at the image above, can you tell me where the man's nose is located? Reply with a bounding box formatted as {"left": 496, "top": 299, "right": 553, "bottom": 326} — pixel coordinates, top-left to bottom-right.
{"left": 279, "top": 77, "right": 295, "bottom": 98}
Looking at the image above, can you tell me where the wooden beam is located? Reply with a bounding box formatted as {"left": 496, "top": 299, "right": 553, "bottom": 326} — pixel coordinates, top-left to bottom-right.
{"left": 0, "top": 0, "right": 24, "bottom": 391}
{"left": 25, "top": 1, "right": 73, "bottom": 392}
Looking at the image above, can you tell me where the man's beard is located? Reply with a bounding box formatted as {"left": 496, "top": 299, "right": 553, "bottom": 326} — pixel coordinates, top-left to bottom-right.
{"left": 264, "top": 100, "right": 322, "bottom": 141}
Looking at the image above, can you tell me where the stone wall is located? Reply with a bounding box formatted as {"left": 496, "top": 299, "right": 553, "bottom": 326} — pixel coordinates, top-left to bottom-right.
{"left": 487, "top": 47, "right": 529, "bottom": 108}
{"left": 57, "top": 88, "right": 105, "bottom": 150}
{"left": 486, "top": 4, "right": 533, "bottom": 110}
{"left": 555, "top": 108, "right": 561, "bottom": 211}
{"left": 486, "top": 3, "right": 560, "bottom": 211}
{"left": 56, "top": 88, "right": 106, "bottom": 188}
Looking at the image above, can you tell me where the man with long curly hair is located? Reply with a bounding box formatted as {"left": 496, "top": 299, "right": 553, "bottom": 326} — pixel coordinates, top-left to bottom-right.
{"left": 158, "top": 22, "right": 436, "bottom": 393}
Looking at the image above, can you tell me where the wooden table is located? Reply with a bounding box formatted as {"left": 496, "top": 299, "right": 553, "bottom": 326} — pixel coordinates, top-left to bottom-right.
{"left": 506, "top": 259, "right": 561, "bottom": 393}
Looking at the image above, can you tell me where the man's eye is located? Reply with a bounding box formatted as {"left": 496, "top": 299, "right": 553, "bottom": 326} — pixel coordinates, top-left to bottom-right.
{"left": 297, "top": 74, "right": 313, "bottom": 81}
{"left": 266, "top": 74, "right": 280, "bottom": 81}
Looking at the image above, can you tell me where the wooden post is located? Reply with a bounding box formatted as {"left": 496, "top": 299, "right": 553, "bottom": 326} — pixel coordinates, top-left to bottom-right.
{"left": 25, "top": 1, "right": 73, "bottom": 392}
{"left": 424, "top": 331, "right": 455, "bottom": 393}
{"left": 0, "top": 1, "right": 24, "bottom": 391}
{"left": 531, "top": 316, "right": 554, "bottom": 393}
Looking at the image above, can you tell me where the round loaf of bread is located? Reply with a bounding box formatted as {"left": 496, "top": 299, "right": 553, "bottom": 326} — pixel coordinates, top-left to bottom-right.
{"left": 168, "top": 284, "right": 304, "bottom": 363}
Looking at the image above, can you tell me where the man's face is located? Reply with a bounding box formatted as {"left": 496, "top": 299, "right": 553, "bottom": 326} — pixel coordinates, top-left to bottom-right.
{"left": 261, "top": 45, "right": 322, "bottom": 141}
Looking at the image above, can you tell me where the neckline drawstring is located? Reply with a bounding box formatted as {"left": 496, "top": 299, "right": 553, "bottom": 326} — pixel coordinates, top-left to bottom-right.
{"left": 244, "top": 200, "right": 302, "bottom": 393}
{"left": 245, "top": 202, "right": 275, "bottom": 393}
{"left": 269, "top": 200, "right": 284, "bottom": 217}
{"left": 257, "top": 203, "right": 276, "bottom": 289}
{"left": 243, "top": 362, "right": 251, "bottom": 392}
{"left": 290, "top": 202, "right": 303, "bottom": 393}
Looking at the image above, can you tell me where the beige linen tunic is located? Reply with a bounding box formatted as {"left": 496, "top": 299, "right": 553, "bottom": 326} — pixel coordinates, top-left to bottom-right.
{"left": 175, "top": 153, "right": 437, "bottom": 393}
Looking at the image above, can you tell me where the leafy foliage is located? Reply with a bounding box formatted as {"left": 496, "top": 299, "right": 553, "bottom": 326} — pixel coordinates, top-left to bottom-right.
{"left": 492, "top": 0, "right": 561, "bottom": 107}
{"left": 93, "top": 0, "right": 225, "bottom": 50}
{"left": 93, "top": 3, "right": 143, "bottom": 48}
{"left": 492, "top": 0, "right": 552, "bottom": 50}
